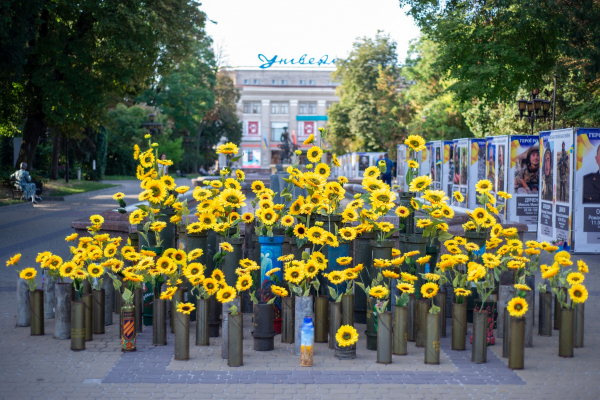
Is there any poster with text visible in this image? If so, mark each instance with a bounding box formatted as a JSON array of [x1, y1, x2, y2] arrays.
[[451, 139, 469, 207], [537, 129, 574, 249], [508, 135, 540, 231], [573, 128, 600, 252], [486, 136, 509, 213], [243, 121, 261, 141], [242, 149, 261, 168], [419, 144, 431, 178], [468, 139, 487, 209], [443, 141, 454, 201], [430, 141, 443, 190], [397, 144, 407, 192]]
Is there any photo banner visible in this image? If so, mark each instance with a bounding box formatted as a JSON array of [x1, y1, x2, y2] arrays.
[[508, 135, 540, 231], [419, 145, 431, 178], [573, 128, 600, 252], [443, 141, 454, 201], [430, 141, 443, 190], [537, 128, 574, 249], [486, 136, 509, 214], [397, 144, 407, 192], [242, 149, 261, 168], [468, 139, 487, 209], [451, 139, 469, 207]]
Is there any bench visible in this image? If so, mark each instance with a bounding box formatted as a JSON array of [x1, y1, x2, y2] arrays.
[[9, 177, 24, 200]]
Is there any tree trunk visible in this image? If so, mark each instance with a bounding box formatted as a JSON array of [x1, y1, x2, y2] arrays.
[[50, 128, 61, 180], [16, 111, 45, 170]]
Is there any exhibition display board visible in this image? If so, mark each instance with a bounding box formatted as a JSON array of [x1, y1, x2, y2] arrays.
[[508, 135, 540, 231], [486, 136, 509, 216], [451, 139, 469, 208], [442, 141, 454, 202], [397, 144, 407, 192], [468, 139, 487, 209], [429, 141, 443, 191], [537, 129, 574, 250]]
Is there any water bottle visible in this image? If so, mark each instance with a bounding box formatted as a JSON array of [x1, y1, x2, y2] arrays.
[[300, 316, 314, 366]]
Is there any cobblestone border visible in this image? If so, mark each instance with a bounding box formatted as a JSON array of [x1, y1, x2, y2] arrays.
[[103, 322, 525, 385]]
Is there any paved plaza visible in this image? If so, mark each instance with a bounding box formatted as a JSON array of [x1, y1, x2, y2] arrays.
[[1, 182, 600, 399]]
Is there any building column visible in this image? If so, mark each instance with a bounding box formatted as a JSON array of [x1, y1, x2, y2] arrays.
[[261, 99, 270, 168], [317, 100, 327, 135]]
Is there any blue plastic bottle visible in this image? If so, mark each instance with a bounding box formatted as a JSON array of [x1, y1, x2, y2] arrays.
[[300, 316, 314, 366]]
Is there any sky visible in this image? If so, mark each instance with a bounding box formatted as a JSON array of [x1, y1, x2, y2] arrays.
[[201, 0, 421, 70]]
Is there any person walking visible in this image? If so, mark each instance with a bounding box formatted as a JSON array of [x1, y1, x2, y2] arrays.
[[382, 153, 393, 186]]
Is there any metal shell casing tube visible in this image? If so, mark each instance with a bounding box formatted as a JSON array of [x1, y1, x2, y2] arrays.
[[558, 307, 574, 357], [424, 312, 440, 364], [153, 298, 167, 345], [377, 311, 392, 364], [471, 310, 488, 363], [70, 300, 86, 351], [92, 289, 105, 334], [393, 305, 408, 355], [195, 298, 210, 346], [416, 299, 430, 348], [30, 289, 45, 336], [508, 316, 525, 369], [83, 294, 93, 341], [174, 310, 190, 360], [228, 312, 244, 367], [54, 283, 71, 340], [281, 296, 295, 344], [314, 296, 329, 343], [452, 302, 467, 350]]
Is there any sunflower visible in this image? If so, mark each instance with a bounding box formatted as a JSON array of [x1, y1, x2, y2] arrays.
[[266, 267, 281, 277], [407, 160, 419, 169], [212, 269, 226, 286], [569, 284, 588, 303], [306, 226, 326, 244], [336, 257, 352, 266], [578, 260, 589, 273], [220, 188, 247, 209], [238, 212, 254, 224], [567, 272, 585, 285], [497, 191, 512, 199], [216, 286, 237, 303], [467, 264, 487, 281], [224, 178, 242, 191], [397, 283, 414, 293], [464, 243, 480, 252], [453, 191, 465, 203], [236, 274, 253, 291], [405, 135, 426, 151], [382, 270, 399, 279], [421, 282, 439, 298], [139, 151, 155, 168], [395, 206, 410, 218], [285, 266, 306, 285], [507, 297, 528, 317], [409, 175, 432, 192], [323, 233, 339, 248], [362, 177, 385, 193], [156, 256, 175, 273], [400, 272, 418, 282], [415, 255, 431, 265], [341, 208, 358, 222], [373, 258, 391, 268], [90, 214, 105, 225], [424, 273, 440, 282], [378, 222, 395, 233], [259, 208, 278, 226], [304, 261, 320, 279], [502, 227, 518, 237], [336, 325, 359, 347], [176, 302, 196, 315], [216, 142, 239, 155], [475, 179, 493, 194], [363, 166, 381, 178], [303, 172, 327, 188], [218, 242, 233, 253], [327, 271, 345, 285], [19, 268, 37, 280], [159, 288, 178, 303], [146, 180, 168, 203], [185, 263, 205, 279], [289, 223, 307, 239], [454, 288, 471, 297], [58, 261, 78, 278], [416, 219, 432, 228], [202, 278, 219, 295], [271, 286, 289, 297], [281, 215, 295, 227], [314, 163, 330, 177], [513, 284, 531, 292], [72, 269, 88, 280], [306, 146, 323, 163], [369, 285, 389, 299]]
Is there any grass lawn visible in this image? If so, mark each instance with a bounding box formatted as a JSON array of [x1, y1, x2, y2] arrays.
[[44, 181, 118, 197], [0, 198, 26, 207]]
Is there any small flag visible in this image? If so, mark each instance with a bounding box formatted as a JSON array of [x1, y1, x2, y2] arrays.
[[262, 130, 268, 150]]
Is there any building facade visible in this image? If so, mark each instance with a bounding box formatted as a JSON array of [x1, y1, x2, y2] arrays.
[[233, 69, 338, 171]]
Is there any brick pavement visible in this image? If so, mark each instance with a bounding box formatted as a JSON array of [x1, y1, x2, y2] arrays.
[[1, 183, 600, 399]]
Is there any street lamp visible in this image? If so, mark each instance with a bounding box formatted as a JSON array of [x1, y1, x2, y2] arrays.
[[515, 89, 553, 135], [141, 113, 162, 136]]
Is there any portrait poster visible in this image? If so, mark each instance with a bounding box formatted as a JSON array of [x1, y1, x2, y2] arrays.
[[357, 153, 369, 174], [397, 144, 407, 192], [242, 150, 261, 168], [507, 135, 540, 231], [468, 139, 487, 209], [418, 145, 431, 179], [486, 136, 509, 213], [244, 121, 261, 141], [451, 139, 469, 207], [443, 141, 454, 201], [537, 129, 574, 249], [573, 128, 600, 252], [430, 141, 443, 190]]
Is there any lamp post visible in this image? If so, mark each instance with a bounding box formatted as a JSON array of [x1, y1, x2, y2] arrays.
[[516, 89, 552, 135], [141, 113, 163, 136]]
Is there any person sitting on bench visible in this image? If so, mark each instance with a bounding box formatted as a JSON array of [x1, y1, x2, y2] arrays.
[[11, 162, 42, 204]]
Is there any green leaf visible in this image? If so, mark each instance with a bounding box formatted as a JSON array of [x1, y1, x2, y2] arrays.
[[328, 285, 338, 300], [231, 155, 242, 162], [355, 281, 368, 296], [438, 231, 454, 242]]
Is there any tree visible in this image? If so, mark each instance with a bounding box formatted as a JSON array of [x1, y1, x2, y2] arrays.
[[327, 33, 404, 154], [1, 0, 207, 170]]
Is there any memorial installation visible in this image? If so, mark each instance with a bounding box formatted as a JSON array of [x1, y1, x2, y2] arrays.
[[6, 129, 590, 369]]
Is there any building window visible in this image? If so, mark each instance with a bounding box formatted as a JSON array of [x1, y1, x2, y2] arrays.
[[299, 80, 306, 85], [326, 102, 336, 110], [271, 102, 288, 114], [271, 122, 288, 142], [298, 103, 306, 114], [253, 79, 260, 85], [309, 80, 316, 85], [308, 103, 316, 114], [244, 102, 261, 114], [272, 80, 278, 85], [244, 79, 250, 84], [281, 80, 288, 85]]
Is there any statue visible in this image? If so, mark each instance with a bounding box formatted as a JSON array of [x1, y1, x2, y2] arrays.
[[11, 162, 42, 204], [277, 127, 296, 164]]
